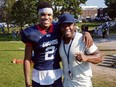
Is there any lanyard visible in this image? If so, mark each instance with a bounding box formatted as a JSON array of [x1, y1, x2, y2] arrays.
[[63, 40, 73, 69], [62, 32, 76, 79], [63, 40, 73, 79]]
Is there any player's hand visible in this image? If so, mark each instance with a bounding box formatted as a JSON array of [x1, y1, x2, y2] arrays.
[[26, 84, 32, 87], [82, 32, 93, 48], [75, 52, 88, 62], [27, 85, 32, 87]]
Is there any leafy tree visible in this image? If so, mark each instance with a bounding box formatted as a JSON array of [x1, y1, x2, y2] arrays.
[[0, 0, 5, 22], [11, 0, 37, 30], [2, 0, 15, 33], [60, 0, 87, 18], [36, 0, 87, 18], [22, 0, 37, 25], [52, 0, 87, 18], [105, 0, 116, 19], [7, 0, 86, 30], [11, 0, 25, 30]]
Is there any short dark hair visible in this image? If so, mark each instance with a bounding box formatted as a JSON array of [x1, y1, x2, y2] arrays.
[[37, 2, 53, 13]]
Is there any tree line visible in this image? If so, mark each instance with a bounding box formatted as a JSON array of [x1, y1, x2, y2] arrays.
[[1, 0, 87, 31], [1, 0, 116, 32], [105, 0, 116, 20]]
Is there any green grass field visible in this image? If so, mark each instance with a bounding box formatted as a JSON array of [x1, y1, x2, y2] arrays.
[[0, 40, 116, 87], [0, 23, 116, 87], [0, 41, 25, 87]]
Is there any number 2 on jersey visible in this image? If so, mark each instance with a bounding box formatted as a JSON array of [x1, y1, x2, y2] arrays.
[[45, 46, 55, 60]]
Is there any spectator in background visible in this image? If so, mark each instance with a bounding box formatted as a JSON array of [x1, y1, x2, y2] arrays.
[[81, 25, 88, 32], [0, 23, 5, 36], [12, 29, 16, 38]]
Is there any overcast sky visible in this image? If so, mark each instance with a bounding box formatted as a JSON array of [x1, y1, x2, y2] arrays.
[[81, 0, 107, 8]]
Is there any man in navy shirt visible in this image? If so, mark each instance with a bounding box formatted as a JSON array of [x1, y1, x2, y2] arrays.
[[21, 2, 93, 87]]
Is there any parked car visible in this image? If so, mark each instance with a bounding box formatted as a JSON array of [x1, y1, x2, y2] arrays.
[[24, 24, 29, 27], [1, 22, 11, 27], [0, 23, 4, 28], [75, 19, 82, 23]]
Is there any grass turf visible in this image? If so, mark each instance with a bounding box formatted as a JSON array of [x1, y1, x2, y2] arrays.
[[0, 41, 25, 87]]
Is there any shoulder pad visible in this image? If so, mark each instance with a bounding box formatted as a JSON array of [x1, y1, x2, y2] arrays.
[[21, 26, 42, 43]]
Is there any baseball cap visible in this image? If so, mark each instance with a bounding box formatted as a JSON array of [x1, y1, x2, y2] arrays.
[[58, 13, 76, 24]]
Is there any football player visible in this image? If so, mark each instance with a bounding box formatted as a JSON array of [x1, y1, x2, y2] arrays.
[[21, 2, 93, 87]]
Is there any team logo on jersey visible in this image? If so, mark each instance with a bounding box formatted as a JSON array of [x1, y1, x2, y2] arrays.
[[42, 39, 58, 47]]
